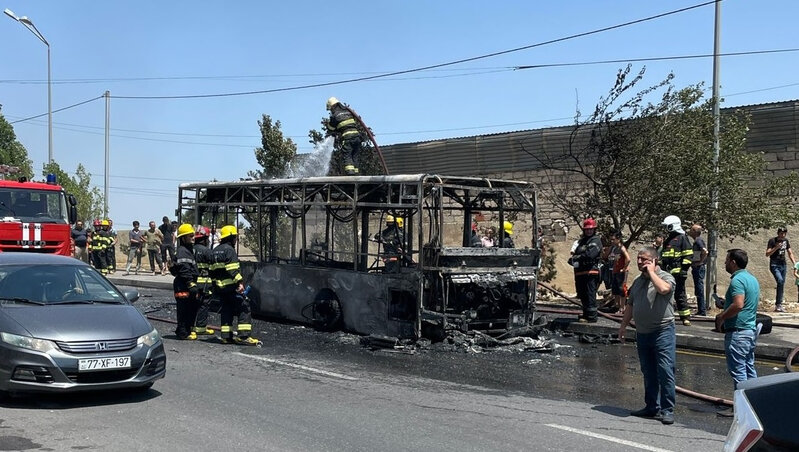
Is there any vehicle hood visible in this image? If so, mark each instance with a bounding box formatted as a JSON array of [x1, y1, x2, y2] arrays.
[[0, 305, 153, 341]]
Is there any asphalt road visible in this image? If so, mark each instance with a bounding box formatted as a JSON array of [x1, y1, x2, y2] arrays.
[[0, 287, 783, 451]]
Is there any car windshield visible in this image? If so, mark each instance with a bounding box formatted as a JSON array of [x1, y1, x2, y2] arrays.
[[0, 188, 68, 223], [0, 264, 126, 305]]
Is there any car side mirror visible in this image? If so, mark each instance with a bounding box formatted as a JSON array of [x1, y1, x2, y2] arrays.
[[123, 289, 140, 303]]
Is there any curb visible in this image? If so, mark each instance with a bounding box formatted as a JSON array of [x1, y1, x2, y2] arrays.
[[552, 319, 795, 363], [108, 275, 173, 291]]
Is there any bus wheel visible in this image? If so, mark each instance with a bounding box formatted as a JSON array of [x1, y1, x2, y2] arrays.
[[313, 291, 342, 331]]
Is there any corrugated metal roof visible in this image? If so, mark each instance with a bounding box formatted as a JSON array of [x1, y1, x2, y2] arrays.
[[381, 100, 799, 176]]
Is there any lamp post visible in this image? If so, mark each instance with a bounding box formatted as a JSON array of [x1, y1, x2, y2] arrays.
[[4, 9, 53, 164]]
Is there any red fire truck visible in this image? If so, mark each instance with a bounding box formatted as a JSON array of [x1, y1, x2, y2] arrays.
[[0, 174, 78, 256]]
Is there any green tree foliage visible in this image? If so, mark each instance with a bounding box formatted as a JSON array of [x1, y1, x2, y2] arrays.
[[249, 114, 297, 179], [42, 162, 104, 223], [527, 65, 799, 246], [0, 107, 34, 179], [243, 114, 298, 257]]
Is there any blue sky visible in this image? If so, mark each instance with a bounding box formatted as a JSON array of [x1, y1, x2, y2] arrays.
[[1, 1, 797, 229]]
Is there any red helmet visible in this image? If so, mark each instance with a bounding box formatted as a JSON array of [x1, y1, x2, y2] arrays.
[[582, 218, 597, 229], [194, 226, 210, 239], [93, 219, 101, 227]]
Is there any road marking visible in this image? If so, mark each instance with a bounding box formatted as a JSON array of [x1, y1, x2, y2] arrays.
[[234, 352, 358, 381], [545, 424, 673, 452]]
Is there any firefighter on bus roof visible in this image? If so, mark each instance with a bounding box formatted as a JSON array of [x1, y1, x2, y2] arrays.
[[326, 97, 364, 176]]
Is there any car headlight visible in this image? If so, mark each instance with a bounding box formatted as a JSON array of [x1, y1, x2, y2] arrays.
[[137, 328, 161, 347], [0, 332, 57, 353]]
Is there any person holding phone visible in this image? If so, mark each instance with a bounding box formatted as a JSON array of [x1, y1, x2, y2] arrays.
[[618, 247, 677, 425]]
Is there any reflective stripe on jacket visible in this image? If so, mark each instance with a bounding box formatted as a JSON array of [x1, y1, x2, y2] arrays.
[[209, 242, 242, 291], [661, 232, 693, 277]]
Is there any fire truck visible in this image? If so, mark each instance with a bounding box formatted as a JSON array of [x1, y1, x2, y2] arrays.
[[0, 169, 78, 256]]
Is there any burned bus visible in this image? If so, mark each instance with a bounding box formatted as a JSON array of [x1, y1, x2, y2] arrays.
[[177, 174, 540, 340]]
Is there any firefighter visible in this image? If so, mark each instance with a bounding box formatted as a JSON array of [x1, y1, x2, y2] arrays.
[[210, 225, 260, 345], [571, 218, 602, 323], [92, 219, 110, 275], [192, 226, 215, 336], [374, 215, 403, 273], [660, 215, 693, 326], [326, 97, 363, 175], [171, 224, 200, 340], [501, 221, 515, 248]]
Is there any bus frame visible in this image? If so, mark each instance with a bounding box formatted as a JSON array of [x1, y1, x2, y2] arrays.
[[178, 174, 541, 340]]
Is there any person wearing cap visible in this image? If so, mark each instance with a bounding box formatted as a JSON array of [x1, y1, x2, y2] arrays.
[[171, 224, 200, 340], [325, 97, 364, 176], [766, 226, 796, 312], [570, 218, 602, 323]]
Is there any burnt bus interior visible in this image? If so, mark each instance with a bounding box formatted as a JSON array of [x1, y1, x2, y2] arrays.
[[178, 174, 541, 339]]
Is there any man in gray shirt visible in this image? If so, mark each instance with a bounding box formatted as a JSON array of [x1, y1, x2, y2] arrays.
[[618, 246, 677, 425]]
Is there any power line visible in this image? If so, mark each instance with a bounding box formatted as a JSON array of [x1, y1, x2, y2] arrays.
[[8, 95, 103, 124], [111, 1, 717, 100], [0, 67, 510, 85], [514, 48, 799, 70]]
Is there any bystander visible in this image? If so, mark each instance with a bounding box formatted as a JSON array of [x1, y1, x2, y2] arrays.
[[618, 246, 677, 425], [71, 220, 90, 263], [125, 221, 144, 275], [766, 227, 796, 312]]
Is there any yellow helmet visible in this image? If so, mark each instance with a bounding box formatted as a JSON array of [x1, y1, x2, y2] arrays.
[[503, 220, 513, 235], [326, 97, 340, 110], [396, 217, 404, 228], [385, 214, 395, 224], [176, 223, 195, 238], [101, 219, 110, 226], [219, 225, 238, 239]]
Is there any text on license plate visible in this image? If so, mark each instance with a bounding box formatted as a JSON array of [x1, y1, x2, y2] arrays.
[[78, 356, 131, 371]]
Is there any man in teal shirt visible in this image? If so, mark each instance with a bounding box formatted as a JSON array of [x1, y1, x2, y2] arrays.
[[715, 249, 760, 389]]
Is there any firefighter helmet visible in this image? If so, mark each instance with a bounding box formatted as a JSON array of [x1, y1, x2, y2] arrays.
[[93, 219, 101, 227], [396, 217, 404, 228], [385, 215, 395, 224], [326, 97, 340, 110], [194, 226, 210, 239], [662, 215, 683, 233], [582, 218, 597, 229], [101, 219, 110, 226], [219, 225, 238, 239], [503, 221, 513, 235], [176, 223, 195, 238]]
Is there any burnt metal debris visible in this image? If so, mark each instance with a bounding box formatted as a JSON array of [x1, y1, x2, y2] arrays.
[[178, 174, 540, 340]]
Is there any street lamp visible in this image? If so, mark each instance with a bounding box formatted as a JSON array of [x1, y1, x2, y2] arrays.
[[5, 9, 53, 164]]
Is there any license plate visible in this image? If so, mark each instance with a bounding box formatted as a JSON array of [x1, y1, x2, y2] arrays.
[[78, 356, 131, 371]]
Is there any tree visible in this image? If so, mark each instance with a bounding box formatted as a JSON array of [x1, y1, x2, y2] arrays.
[[0, 107, 34, 179], [526, 65, 799, 246], [42, 162, 104, 222], [249, 114, 297, 179], [244, 115, 298, 257]]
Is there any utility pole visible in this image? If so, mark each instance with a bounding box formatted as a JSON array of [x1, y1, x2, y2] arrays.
[[706, 0, 722, 306], [104, 91, 110, 218]]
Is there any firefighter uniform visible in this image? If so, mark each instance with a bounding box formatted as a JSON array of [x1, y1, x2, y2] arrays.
[[661, 228, 693, 325], [572, 218, 602, 322], [192, 226, 215, 336], [171, 224, 199, 340], [91, 220, 110, 275], [210, 225, 258, 345], [326, 97, 363, 175], [375, 215, 402, 273]]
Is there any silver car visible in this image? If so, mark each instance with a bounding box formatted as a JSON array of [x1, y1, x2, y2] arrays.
[[0, 253, 165, 397]]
